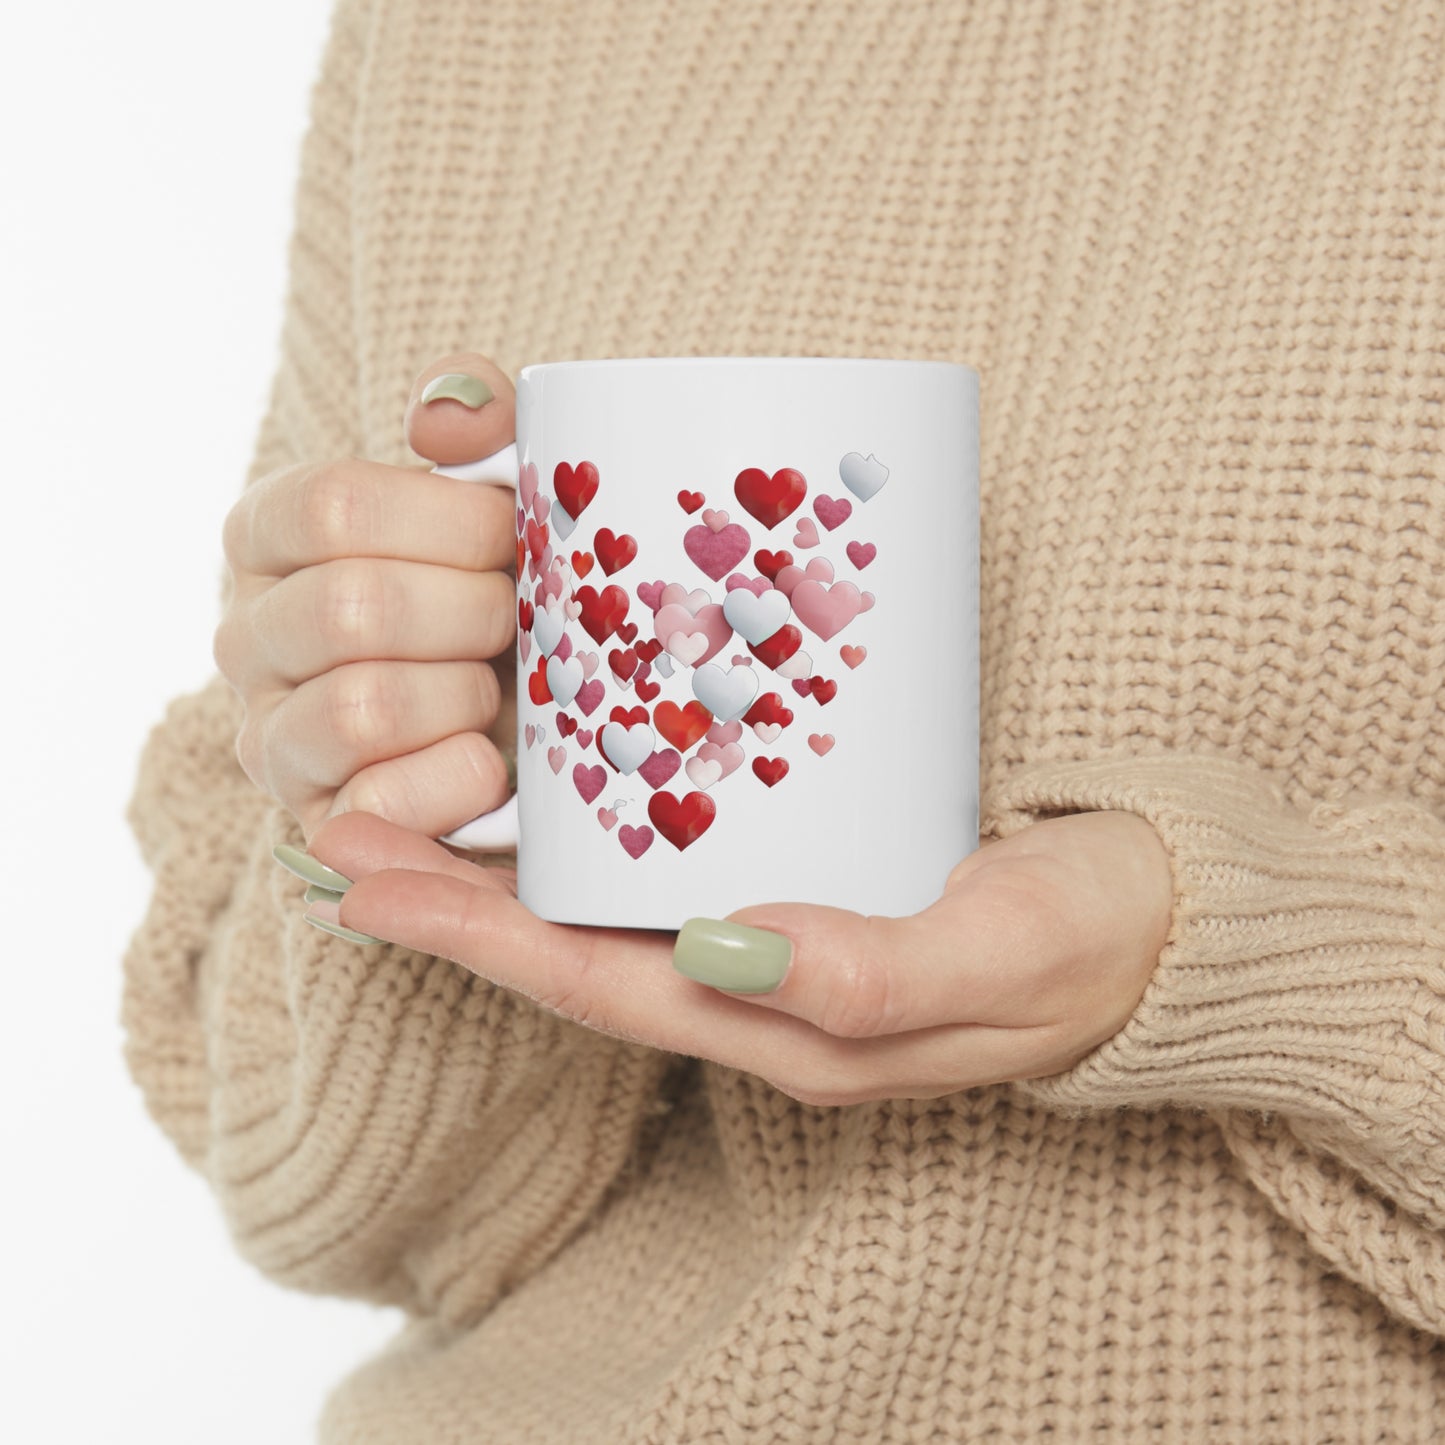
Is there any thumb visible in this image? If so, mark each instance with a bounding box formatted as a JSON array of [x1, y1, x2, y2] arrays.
[[671, 898, 967, 1040], [404, 352, 516, 466]]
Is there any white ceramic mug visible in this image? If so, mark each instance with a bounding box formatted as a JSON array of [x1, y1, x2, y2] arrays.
[[436, 357, 979, 930]]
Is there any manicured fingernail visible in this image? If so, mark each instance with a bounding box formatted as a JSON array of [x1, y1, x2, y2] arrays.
[[304, 883, 347, 906], [273, 844, 352, 892], [420, 372, 494, 408], [673, 918, 792, 993], [303, 912, 384, 946]]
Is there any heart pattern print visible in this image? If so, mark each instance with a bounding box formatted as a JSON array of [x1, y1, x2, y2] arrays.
[[517, 451, 886, 858]]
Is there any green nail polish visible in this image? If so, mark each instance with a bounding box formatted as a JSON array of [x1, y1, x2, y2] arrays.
[[673, 918, 792, 994], [303, 913, 385, 946], [304, 883, 347, 906], [420, 372, 494, 408], [273, 844, 352, 892]]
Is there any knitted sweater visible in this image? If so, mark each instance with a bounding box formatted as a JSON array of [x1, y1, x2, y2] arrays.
[[122, 0, 1445, 1439]]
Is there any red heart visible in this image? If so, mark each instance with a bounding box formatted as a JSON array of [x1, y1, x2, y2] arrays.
[[754, 549, 793, 580], [743, 692, 793, 729], [518, 598, 534, 631], [527, 657, 552, 705], [846, 540, 877, 569], [595, 528, 638, 576], [677, 490, 704, 514], [524, 517, 549, 561], [608, 646, 639, 682], [615, 620, 639, 643], [654, 700, 713, 752], [733, 466, 807, 530], [575, 584, 630, 643], [748, 624, 801, 670], [555, 712, 578, 737], [647, 790, 716, 851], [554, 460, 599, 519], [515, 537, 526, 574], [752, 756, 789, 788], [609, 704, 651, 728], [809, 677, 837, 705], [635, 638, 663, 663], [635, 676, 661, 703], [571, 550, 595, 578]]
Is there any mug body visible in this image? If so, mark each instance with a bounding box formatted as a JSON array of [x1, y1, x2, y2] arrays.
[[513, 356, 978, 929]]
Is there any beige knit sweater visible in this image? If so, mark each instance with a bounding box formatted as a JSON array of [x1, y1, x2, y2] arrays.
[[122, 1, 1445, 1439]]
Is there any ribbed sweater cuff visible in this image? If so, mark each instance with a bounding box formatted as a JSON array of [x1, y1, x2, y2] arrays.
[[983, 754, 1445, 1129]]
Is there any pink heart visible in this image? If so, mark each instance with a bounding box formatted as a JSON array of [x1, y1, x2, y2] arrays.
[[638, 748, 682, 789], [518, 461, 539, 512], [524, 723, 537, 748], [840, 644, 867, 669], [731, 654, 753, 666], [659, 584, 713, 613], [776, 650, 812, 679], [813, 495, 852, 531], [706, 720, 742, 747], [575, 678, 605, 715], [654, 602, 731, 665], [702, 508, 730, 533], [538, 570, 565, 605], [554, 633, 574, 662], [637, 579, 667, 612], [791, 678, 812, 697], [515, 505, 526, 535], [563, 598, 583, 620], [576, 648, 598, 679], [684, 522, 751, 581], [791, 578, 865, 641], [696, 740, 745, 779], [573, 763, 606, 803], [724, 572, 771, 596], [547, 745, 566, 775], [792, 517, 820, 549], [519, 633, 533, 664], [859, 591, 875, 613], [577, 728, 594, 749], [808, 733, 835, 756], [618, 824, 654, 860], [597, 806, 619, 830], [533, 494, 551, 524], [773, 557, 833, 598], [846, 540, 876, 569]]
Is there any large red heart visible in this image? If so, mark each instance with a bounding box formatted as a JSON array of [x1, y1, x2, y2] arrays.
[[748, 624, 801, 670], [575, 584, 630, 643], [635, 676, 661, 703], [609, 704, 651, 728], [595, 528, 638, 576], [654, 700, 713, 752], [554, 460, 599, 519], [608, 646, 638, 682], [743, 692, 793, 730], [733, 466, 806, 530], [752, 756, 789, 788], [648, 790, 716, 851]]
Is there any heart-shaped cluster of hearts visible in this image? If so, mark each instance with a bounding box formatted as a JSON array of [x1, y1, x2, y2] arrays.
[[517, 450, 889, 858]]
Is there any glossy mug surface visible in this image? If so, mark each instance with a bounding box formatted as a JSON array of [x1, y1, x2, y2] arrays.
[[500, 357, 976, 930]]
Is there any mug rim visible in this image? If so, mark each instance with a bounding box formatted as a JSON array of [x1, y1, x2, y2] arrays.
[[517, 355, 979, 381]]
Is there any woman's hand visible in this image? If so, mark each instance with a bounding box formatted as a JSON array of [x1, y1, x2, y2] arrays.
[[296, 807, 1174, 1105], [214, 354, 520, 844]]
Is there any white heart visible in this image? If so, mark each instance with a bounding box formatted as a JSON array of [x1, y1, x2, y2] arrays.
[[776, 651, 813, 679], [691, 662, 760, 723], [655, 653, 675, 678], [546, 653, 584, 708], [684, 757, 724, 791], [753, 722, 782, 744], [599, 720, 656, 775], [532, 609, 565, 657], [666, 630, 709, 665], [838, 450, 889, 501], [551, 502, 578, 540], [722, 588, 791, 646]]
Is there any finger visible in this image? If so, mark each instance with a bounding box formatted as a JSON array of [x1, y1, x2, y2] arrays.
[[229, 558, 516, 689], [257, 658, 500, 803], [226, 455, 518, 579], [404, 354, 516, 466], [310, 814, 1066, 1103], [313, 730, 514, 843]]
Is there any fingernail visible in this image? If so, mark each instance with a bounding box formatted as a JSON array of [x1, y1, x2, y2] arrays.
[[673, 918, 792, 994], [273, 844, 352, 892], [304, 883, 347, 907], [303, 912, 385, 946], [420, 372, 494, 408]]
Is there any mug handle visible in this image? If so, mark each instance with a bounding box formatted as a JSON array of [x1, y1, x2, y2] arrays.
[[430, 443, 522, 852]]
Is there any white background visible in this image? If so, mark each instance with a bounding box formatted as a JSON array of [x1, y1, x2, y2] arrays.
[[0, 4, 406, 1441]]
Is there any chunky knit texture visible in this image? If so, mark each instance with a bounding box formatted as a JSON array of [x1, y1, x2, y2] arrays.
[[123, 0, 1445, 1439]]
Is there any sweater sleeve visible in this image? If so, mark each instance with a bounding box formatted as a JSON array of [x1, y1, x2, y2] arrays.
[[120, 0, 677, 1328], [984, 751, 1445, 1338]]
